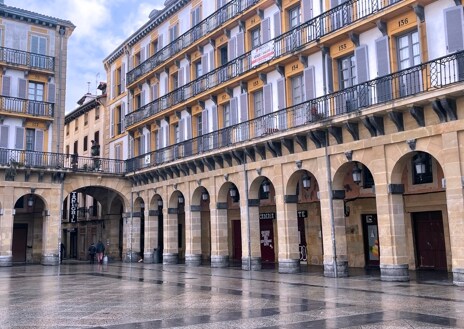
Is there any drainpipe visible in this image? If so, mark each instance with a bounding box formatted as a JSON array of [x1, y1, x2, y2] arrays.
[[243, 162, 251, 271], [58, 174, 65, 265]]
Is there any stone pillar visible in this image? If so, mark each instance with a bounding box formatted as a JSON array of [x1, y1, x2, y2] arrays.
[[143, 209, 158, 264], [0, 208, 14, 266], [242, 201, 261, 270], [106, 213, 122, 261], [124, 214, 141, 262], [163, 207, 179, 264], [376, 184, 409, 281], [185, 206, 202, 266], [41, 209, 60, 266], [441, 132, 464, 286], [277, 195, 300, 273], [210, 205, 229, 267]]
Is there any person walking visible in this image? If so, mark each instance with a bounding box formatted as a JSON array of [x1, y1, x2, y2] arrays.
[[60, 242, 65, 264], [96, 240, 105, 264], [88, 243, 96, 264]]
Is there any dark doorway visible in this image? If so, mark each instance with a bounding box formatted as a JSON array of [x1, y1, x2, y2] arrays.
[[140, 206, 145, 259], [260, 219, 275, 263], [362, 214, 380, 268], [413, 211, 447, 270], [298, 216, 307, 262], [232, 219, 242, 261], [12, 224, 27, 262], [70, 230, 77, 258]]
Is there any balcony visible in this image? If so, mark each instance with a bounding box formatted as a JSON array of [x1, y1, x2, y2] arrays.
[[0, 148, 126, 176], [126, 0, 259, 86], [126, 49, 464, 173], [0, 46, 55, 72], [0, 96, 54, 118], [125, 0, 408, 128]]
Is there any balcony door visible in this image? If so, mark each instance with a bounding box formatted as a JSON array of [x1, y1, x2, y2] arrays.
[[28, 81, 45, 115], [337, 54, 357, 114], [30, 35, 47, 69], [397, 30, 421, 97]]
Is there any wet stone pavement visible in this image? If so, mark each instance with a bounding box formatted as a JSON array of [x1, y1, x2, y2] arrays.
[[0, 262, 463, 328]]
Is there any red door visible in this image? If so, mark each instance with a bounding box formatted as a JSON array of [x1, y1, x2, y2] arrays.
[[232, 220, 242, 260], [260, 219, 275, 263], [12, 224, 27, 262], [413, 211, 447, 270]]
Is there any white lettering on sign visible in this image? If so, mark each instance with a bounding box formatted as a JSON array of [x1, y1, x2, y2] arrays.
[[297, 210, 307, 218], [251, 40, 275, 67], [259, 212, 275, 220]]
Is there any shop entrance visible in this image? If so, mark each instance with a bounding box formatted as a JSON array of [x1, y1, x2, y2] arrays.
[[12, 224, 28, 262], [232, 220, 242, 261], [362, 214, 379, 268], [260, 217, 275, 263], [413, 211, 447, 270]]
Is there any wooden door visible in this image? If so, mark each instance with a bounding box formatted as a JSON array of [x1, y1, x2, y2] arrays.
[[413, 211, 447, 270], [232, 220, 242, 260], [12, 224, 27, 262]]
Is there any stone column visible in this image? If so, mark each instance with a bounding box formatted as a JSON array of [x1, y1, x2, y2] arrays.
[[185, 206, 202, 266], [242, 201, 261, 270], [277, 195, 300, 273], [143, 210, 158, 263], [440, 132, 464, 286], [41, 209, 60, 266], [376, 183, 409, 281], [106, 213, 122, 260], [210, 205, 229, 267], [0, 208, 14, 266], [163, 207, 179, 264], [124, 213, 141, 262]]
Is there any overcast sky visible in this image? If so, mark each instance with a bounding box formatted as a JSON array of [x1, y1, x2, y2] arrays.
[[12, 0, 165, 112]]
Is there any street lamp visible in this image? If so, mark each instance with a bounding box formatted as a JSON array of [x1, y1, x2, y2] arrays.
[[229, 187, 237, 197], [178, 195, 184, 204], [201, 191, 209, 201], [302, 174, 311, 188], [262, 179, 270, 193], [352, 163, 362, 184], [414, 155, 426, 174]]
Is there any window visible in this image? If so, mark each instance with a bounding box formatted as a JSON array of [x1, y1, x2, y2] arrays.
[[197, 113, 203, 136], [169, 23, 179, 53], [192, 6, 202, 39], [75, 117, 79, 131], [84, 112, 88, 126], [25, 128, 35, 151], [134, 51, 141, 67], [66, 124, 69, 136], [73, 141, 78, 155], [65, 145, 69, 156], [195, 61, 202, 78], [83, 136, 88, 151], [175, 124, 180, 143], [223, 103, 231, 127], [253, 90, 264, 117], [30, 35, 47, 68], [116, 106, 122, 135], [95, 107, 100, 120], [291, 75, 304, 105], [250, 27, 261, 49], [28, 81, 45, 115], [397, 30, 421, 96], [94, 131, 100, 145], [116, 66, 122, 96], [339, 54, 356, 89], [288, 5, 301, 29], [151, 39, 159, 56]]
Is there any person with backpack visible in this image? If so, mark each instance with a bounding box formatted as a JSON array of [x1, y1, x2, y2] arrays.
[[96, 240, 105, 264], [88, 243, 96, 264]]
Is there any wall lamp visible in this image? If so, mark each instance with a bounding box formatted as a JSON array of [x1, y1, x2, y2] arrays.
[[352, 163, 362, 184], [201, 191, 209, 201], [178, 195, 184, 204], [302, 174, 311, 188], [229, 187, 237, 197], [262, 179, 270, 193]]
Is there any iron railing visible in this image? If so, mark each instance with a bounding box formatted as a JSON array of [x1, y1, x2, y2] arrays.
[[0, 46, 55, 72], [0, 149, 126, 175], [126, 0, 259, 85], [126, 50, 464, 172], [125, 0, 402, 128], [0, 96, 54, 118]]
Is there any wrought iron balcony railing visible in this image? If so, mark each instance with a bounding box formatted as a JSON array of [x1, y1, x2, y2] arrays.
[[0, 46, 55, 72], [125, 0, 402, 128], [0, 149, 126, 176], [126, 0, 259, 86], [126, 49, 464, 172], [0, 96, 54, 118]]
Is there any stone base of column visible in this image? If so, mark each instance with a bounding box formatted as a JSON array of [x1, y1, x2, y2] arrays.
[[324, 260, 348, 277], [242, 257, 261, 271], [143, 252, 154, 264], [452, 268, 464, 286], [0, 256, 12, 267], [163, 253, 179, 265], [380, 264, 409, 282], [278, 259, 300, 273], [185, 254, 202, 266], [124, 251, 139, 263], [211, 255, 229, 268], [41, 254, 59, 266]]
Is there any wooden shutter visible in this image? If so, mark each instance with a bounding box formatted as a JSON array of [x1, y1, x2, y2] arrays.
[[228, 37, 236, 61], [115, 144, 121, 160], [112, 69, 116, 99], [355, 45, 369, 83], [179, 67, 184, 86], [164, 125, 170, 147], [2, 76, 10, 96], [444, 6, 464, 53], [141, 90, 146, 106], [121, 63, 126, 89], [324, 54, 334, 93], [277, 78, 286, 110], [35, 130, 44, 151], [110, 107, 114, 137], [47, 83, 55, 103], [152, 83, 159, 101], [15, 127, 24, 149], [375, 36, 390, 76], [164, 76, 169, 94], [239, 93, 248, 122], [303, 66, 316, 101], [263, 83, 273, 114], [273, 11, 281, 38], [147, 131, 151, 152], [230, 97, 238, 125], [202, 109, 209, 133], [201, 54, 209, 74], [211, 105, 218, 131], [262, 17, 271, 43], [0, 125, 9, 148], [209, 50, 215, 71], [179, 118, 185, 141], [158, 34, 163, 49], [185, 62, 191, 83], [236, 32, 245, 56], [186, 116, 192, 139], [18, 79, 27, 99], [302, 0, 313, 22]]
